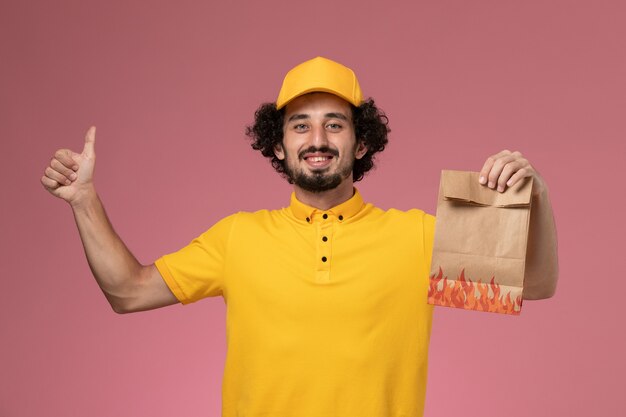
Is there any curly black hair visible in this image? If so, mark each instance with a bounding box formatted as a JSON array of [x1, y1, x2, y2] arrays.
[[245, 97, 390, 182]]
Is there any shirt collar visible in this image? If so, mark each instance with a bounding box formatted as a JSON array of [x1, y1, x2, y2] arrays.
[[288, 188, 365, 223]]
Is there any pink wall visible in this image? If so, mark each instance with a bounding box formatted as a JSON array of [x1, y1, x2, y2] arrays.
[[2, 0, 624, 416]]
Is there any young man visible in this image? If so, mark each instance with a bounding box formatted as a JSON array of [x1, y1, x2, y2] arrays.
[[41, 57, 558, 417]]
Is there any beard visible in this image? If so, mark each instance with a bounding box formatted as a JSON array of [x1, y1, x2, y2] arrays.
[[283, 146, 355, 193]]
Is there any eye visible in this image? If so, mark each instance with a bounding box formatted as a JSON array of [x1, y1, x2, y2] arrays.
[[293, 123, 309, 132], [326, 123, 342, 131]]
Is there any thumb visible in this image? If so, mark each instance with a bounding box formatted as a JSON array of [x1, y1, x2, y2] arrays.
[[82, 126, 96, 157]]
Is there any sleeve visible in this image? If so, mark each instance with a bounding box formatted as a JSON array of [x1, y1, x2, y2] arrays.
[[154, 214, 237, 304]]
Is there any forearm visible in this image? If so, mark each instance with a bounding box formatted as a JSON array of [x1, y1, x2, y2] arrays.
[[523, 186, 559, 299], [71, 188, 146, 311]]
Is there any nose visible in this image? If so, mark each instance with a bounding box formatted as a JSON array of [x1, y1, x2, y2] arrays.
[[310, 124, 329, 148]]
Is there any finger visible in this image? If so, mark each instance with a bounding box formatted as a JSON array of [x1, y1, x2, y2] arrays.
[[505, 167, 531, 189], [496, 160, 524, 192], [478, 150, 513, 185], [54, 149, 79, 171], [45, 166, 72, 186], [41, 175, 61, 190], [478, 156, 496, 185], [82, 126, 96, 158], [51, 158, 77, 181], [486, 154, 516, 189]]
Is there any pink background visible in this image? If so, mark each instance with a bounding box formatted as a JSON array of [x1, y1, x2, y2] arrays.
[[2, 0, 625, 416]]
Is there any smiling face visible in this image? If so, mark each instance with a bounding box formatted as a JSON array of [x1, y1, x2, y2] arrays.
[[274, 93, 367, 193]]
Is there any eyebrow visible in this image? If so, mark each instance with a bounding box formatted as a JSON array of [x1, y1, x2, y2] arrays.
[[326, 112, 349, 121], [287, 112, 350, 122], [287, 114, 310, 122]]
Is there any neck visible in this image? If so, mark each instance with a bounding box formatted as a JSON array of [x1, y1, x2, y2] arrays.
[[293, 179, 355, 211]]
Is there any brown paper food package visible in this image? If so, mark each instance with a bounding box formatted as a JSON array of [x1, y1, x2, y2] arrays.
[[428, 170, 533, 315]]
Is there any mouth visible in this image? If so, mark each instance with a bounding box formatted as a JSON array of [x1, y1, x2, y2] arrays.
[[298, 147, 339, 169], [302, 153, 335, 169]]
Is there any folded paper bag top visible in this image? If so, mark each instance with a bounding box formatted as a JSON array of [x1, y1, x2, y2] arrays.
[[428, 170, 533, 315], [442, 170, 533, 207]]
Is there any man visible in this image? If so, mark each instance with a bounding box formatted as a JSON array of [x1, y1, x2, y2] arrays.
[[41, 57, 558, 416]]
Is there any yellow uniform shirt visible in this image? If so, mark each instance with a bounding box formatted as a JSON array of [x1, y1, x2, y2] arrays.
[[155, 190, 435, 417]]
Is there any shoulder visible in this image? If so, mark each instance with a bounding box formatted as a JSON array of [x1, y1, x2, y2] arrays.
[[230, 208, 279, 223], [356, 204, 435, 235], [370, 205, 434, 225], [216, 209, 288, 232]]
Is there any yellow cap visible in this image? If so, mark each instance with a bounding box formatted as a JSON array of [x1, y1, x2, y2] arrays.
[[276, 57, 363, 109]]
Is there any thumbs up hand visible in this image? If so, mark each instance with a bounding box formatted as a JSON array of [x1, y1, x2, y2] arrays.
[[42, 126, 98, 206]]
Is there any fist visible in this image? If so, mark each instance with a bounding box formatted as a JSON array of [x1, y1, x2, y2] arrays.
[[41, 126, 97, 205]]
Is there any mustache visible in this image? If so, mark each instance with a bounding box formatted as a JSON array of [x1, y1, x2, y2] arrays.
[[298, 146, 340, 160]]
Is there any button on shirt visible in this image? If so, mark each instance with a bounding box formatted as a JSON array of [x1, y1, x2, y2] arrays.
[[288, 191, 362, 285], [155, 189, 436, 417]]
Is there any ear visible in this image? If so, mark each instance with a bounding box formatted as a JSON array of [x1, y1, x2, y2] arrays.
[[274, 143, 285, 160], [355, 141, 368, 160]]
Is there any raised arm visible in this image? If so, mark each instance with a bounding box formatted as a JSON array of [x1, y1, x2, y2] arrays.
[[478, 150, 558, 300], [41, 127, 178, 313]]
